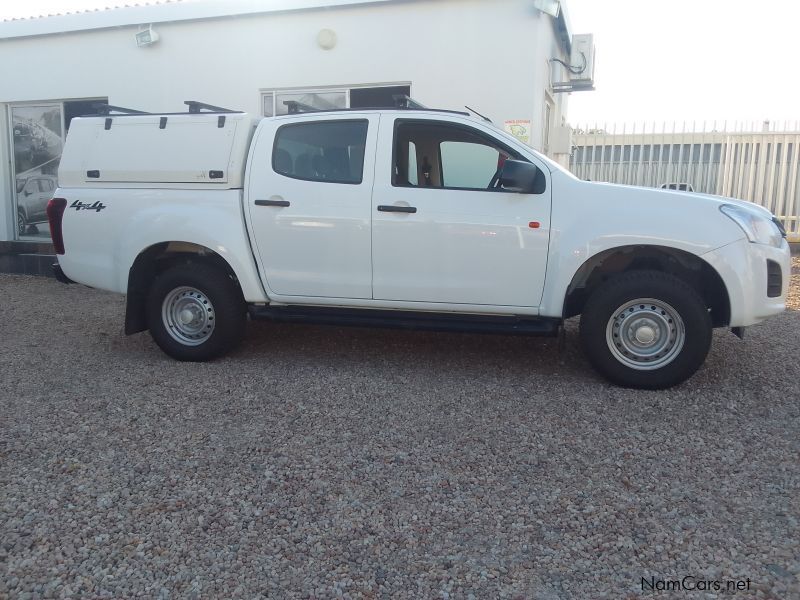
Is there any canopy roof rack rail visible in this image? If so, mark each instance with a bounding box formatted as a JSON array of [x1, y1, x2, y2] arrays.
[[85, 100, 244, 118], [277, 95, 469, 117], [91, 103, 148, 115], [184, 100, 238, 114]]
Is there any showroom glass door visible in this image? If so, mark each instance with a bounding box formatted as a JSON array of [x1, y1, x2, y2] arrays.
[[9, 99, 106, 240], [10, 103, 63, 240]]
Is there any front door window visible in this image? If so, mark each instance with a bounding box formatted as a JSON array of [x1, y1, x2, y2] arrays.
[[440, 141, 503, 189], [392, 120, 539, 192]]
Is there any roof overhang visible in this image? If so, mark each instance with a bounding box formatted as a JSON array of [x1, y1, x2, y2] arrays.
[[0, 0, 397, 40], [554, 0, 573, 54]]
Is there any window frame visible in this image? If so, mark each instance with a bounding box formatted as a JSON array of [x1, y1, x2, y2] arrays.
[[271, 118, 369, 186], [391, 118, 530, 193], [265, 88, 349, 117], [260, 83, 412, 117], [542, 95, 554, 156]]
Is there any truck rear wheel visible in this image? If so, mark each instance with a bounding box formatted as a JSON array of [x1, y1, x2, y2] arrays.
[[146, 263, 245, 361], [579, 270, 712, 389]]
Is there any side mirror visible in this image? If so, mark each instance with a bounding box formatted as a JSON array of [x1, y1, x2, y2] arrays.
[[499, 160, 546, 194]]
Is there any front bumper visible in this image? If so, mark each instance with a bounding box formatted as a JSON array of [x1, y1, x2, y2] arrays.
[[702, 237, 792, 327]]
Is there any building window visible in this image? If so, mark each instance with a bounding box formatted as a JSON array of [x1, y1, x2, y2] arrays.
[[262, 93, 274, 117], [261, 84, 410, 116], [273, 120, 368, 184], [276, 90, 347, 115], [349, 85, 410, 109], [543, 98, 553, 154]]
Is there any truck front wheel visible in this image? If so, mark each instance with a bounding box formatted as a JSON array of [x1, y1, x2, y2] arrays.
[[579, 270, 712, 389], [146, 263, 246, 361]]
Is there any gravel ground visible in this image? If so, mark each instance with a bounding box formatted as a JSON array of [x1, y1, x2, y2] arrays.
[[2, 258, 799, 599]]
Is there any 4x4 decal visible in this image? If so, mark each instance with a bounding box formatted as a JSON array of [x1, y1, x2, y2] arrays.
[[70, 200, 106, 212]]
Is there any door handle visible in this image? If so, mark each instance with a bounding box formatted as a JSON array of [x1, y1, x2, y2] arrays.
[[255, 199, 290, 207], [377, 205, 417, 213]]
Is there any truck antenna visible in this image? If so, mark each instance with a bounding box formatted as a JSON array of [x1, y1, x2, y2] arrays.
[[464, 105, 493, 123]]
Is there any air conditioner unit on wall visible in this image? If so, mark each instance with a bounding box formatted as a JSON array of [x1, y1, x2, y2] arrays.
[[570, 34, 595, 85], [552, 33, 596, 93]]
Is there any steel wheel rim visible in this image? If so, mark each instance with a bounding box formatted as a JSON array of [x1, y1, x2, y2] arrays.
[[161, 286, 215, 346], [606, 297, 685, 370]]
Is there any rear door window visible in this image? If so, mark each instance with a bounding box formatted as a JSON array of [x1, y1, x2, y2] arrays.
[[273, 120, 368, 184]]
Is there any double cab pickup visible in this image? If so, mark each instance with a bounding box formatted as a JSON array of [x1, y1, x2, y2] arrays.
[[47, 102, 792, 388]]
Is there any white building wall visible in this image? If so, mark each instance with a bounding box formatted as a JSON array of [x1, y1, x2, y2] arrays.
[[0, 0, 570, 241]]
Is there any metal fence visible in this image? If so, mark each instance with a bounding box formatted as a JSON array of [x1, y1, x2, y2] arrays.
[[570, 121, 800, 240]]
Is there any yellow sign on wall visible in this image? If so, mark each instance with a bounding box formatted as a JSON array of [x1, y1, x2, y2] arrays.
[[504, 120, 531, 144]]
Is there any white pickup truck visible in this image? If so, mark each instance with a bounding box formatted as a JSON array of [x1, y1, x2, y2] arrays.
[[47, 101, 791, 389]]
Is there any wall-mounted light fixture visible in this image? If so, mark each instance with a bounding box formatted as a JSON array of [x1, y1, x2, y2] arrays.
[[135, 26, 160, 47], [533, 0, 560, 18], [317, 28, 337, 50]]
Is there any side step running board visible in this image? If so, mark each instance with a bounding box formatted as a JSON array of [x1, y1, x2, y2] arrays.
[[248, 305, 561, 336]]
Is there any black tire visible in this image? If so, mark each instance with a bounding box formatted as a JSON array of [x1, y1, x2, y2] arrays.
[[146, 262, 246, 361], [17, 211, 27, 237], [579, 270, 712, 389]]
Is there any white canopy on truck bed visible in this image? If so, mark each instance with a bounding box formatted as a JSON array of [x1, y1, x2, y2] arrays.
[[58, 112, 257, 189]]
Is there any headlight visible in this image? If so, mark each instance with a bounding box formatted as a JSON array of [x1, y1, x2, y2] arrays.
[[720, 204, 784, 248]]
